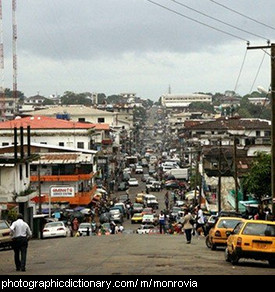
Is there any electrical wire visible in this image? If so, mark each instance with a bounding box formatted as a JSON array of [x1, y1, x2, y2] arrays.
[[146, 0, 249, 42], [233, 48, 247, 93], [249, 52, 266, 93], [209, 0, 275, 32], [169, 0, 269, 42]]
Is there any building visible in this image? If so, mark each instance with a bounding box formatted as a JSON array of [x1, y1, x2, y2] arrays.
[[0, 116, 107, 150], [23, 105, 116, 125], [160, 93, 212, 108], [0, 97, 17, 121]]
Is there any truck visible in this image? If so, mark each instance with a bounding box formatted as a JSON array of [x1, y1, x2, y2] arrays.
[[166, 168, 189, 181]]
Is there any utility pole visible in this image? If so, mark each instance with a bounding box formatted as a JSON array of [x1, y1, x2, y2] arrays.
[[12, 0, 17, 116], [233, 137, 239, 212], [218, 139, 222, 212], [247, 43, 275, 215]]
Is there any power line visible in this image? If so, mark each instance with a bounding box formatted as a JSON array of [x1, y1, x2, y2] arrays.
[[249, 52, 266, 93], [209, 0, 275, 32], [234, 48, 247, 92], [146, 0, 249, 42], [170, 0, 269, 42]]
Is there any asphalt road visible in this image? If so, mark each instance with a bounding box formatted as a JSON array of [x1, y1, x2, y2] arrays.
[[1, 176, 274, 276], [0, 232, 274, 275]]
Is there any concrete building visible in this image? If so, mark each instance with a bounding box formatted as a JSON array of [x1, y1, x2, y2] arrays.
[[160, 93, 212, 108]]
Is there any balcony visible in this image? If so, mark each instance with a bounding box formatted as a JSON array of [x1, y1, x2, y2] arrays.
[[30, 172, 95, 182]]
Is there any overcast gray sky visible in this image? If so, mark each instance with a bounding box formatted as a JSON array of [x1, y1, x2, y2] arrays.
[[2, 0, 275, 100]]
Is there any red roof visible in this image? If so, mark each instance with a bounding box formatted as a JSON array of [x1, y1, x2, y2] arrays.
[[0, 116, 95, 130], [93, 123, 110, 130]]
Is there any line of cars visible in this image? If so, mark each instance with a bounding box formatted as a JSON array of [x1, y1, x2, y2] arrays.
[[205, 214, 275, 267]]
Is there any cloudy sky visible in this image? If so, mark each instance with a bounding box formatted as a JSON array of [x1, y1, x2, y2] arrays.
[[2, 0, 275, 100]]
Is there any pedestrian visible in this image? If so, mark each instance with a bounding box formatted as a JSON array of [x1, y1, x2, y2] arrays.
[[9, 213, 32, 272], [182, 209, 194, 244], [159, 211, 166, 234], [195, 206, 207, 236]]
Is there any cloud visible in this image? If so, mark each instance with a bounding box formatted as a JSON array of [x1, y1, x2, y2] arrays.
[[0, 0, 274, 99]]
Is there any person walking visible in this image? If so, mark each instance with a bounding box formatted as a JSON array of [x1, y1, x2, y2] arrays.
[[182, 209, 194, 244], [9, 213, 32, 272], [195, 206, 207, 236], [159, 211, 166, 234]]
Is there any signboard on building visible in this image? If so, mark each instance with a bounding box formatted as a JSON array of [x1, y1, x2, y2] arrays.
[[50, 187, 75, 197]]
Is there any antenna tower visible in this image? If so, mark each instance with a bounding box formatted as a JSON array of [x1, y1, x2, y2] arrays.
[[12, 0, 17, 116], [0, 0, 5, 121]]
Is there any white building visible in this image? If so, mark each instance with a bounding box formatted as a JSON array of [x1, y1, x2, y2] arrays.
[[160, 93, 212, 108], [0, 116, 106, 150]]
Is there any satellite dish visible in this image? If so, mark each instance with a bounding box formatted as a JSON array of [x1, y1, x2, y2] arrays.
[[257, 86, 269, 95]]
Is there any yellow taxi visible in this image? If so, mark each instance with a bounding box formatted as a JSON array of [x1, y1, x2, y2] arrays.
[[206, 217, 244, 250], [131, 213, 143, 224], [225, 220, 275, 267], [135, 193, 145, 204]]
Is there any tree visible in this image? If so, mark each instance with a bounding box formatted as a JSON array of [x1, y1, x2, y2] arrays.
[[242, 152, 271, 201]]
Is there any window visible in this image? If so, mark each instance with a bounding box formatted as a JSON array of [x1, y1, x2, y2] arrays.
[[77, 142, 84, 149], [98, 118, 105, 123], [78, 118, 85, 122], [256, 130, 261, 137], [264, 131, 271, 137], [2, 142, 9, 146], [59, 142, 64, 147], [40, 142, 47, 145]]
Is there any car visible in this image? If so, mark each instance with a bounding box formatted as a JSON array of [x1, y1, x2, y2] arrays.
[[118, 194, 129, 203], [205, 215, 218, 234], [165, 180, 179, 189], [42, 221, 69, 238], [146, 181, 161, 192], [136, 224, 156, 234], [142, 214, 155, 225], [169, 207, 183, 221], [135, 193, 145, 204], [131, 213, 143, 224], [225, 220, 275, 267], [135, 165, 144, 174], [0, 220, 12, 249], [99, 212, 111, 224], [117, 182, 128, 191], [77, 222, 95, 236], [114, 203, 127, 216], [122, 173, 131, 182], [142, 207, 154, 216], [141, 174, 150, 182], [109, 209, 124, 223], [128, 178, 139, 186], [133, 203, 144, 213], [206, 217, 245, 250], [144, 194, 159, 210]]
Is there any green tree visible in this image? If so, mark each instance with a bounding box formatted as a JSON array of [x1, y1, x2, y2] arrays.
[[242, 152, 271, 200], [43, 98, 55, 106], [188, 102, 214, 113]]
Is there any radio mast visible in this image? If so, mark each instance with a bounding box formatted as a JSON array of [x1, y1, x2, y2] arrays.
[[12, 0, 17, 117], [0, 0, 5, 121]]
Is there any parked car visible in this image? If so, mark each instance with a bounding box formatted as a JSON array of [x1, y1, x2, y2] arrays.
[[42, 221, 69, 238], [142, 214, 156, 225], [131, 213, 143, 224], [128, 178, 139, 186], [169, 207, 183, 222], [205, 217, 244, 250], [136, 224, 156, 234], [109, 209, 124, 223], [0, 220, 12, 249], [117, 182, 128, 191], [146, 181, 161, 192], [77, 222, 96, 236], [225, 220, 275, 267], [165, 180, 179, 189]]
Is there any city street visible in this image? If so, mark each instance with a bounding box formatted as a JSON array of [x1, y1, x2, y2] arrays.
[[0, 232, 274, 275]]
